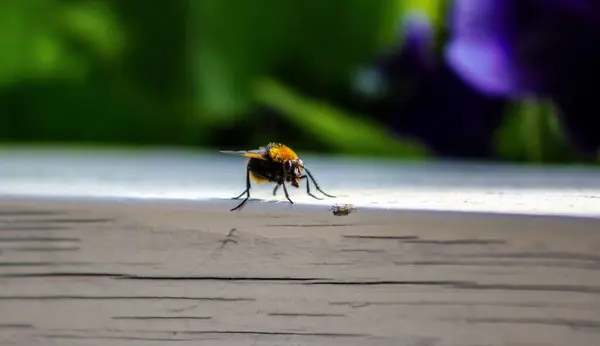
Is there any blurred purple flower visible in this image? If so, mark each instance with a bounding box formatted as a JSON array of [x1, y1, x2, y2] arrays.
[[446, 0, 600, 97], [355, 11, 507, 159], [358, 1, 600, 159], [445, 0, 600, 158], [445, 0, 523, 96]]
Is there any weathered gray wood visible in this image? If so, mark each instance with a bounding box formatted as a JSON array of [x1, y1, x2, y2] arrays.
[[1, 199, 600, 346]]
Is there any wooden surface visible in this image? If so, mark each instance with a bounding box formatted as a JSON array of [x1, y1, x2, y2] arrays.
[[1, 199, 600, 346]]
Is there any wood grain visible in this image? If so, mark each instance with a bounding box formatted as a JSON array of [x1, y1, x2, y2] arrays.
[[1, 199, 600, 346]]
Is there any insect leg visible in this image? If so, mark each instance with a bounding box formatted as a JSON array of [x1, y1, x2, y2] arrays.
[[231, 168, 251, 211], [303, 168, 335, 198], [300, 175, 322, 200], [232, 167, 251, 199], [272, 184, 280, 196], [281, 182, 294, 205], [233, 190, 247, 200]]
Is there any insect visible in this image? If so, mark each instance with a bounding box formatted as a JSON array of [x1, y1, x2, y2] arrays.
[[330, 204, 357, 216], [220, 142, 335, 211]]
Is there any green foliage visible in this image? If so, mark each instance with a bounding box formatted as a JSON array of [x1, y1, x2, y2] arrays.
[[0, 0, 595, 164], [253, 77, 428, 158], [0, 0, 124, 85], [494, 99, 578, 163], [192, 0, 397, 123]]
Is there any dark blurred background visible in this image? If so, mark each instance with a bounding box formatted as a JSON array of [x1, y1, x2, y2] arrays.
[[0, 0, 598, 164]]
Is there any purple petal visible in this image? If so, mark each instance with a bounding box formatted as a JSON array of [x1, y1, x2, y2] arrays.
[[444, 0, 600, 97], [444, 0, 524, 96]]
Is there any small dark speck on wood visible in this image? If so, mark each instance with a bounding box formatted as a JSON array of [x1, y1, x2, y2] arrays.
[[330, 204, 357, 216]]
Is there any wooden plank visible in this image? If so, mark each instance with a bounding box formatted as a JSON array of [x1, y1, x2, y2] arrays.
[[1, 199, 599, 346]]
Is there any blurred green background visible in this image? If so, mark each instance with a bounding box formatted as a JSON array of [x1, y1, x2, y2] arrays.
[[0, 0, 587, 163]]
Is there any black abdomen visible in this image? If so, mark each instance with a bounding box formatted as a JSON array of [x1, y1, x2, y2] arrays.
[[247, 158, 285, 183]]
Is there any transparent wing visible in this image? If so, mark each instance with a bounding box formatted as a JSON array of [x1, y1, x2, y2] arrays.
[[219, 148, 267, 160]]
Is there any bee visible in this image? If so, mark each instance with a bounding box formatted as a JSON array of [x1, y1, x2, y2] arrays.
[[330, 204, 357, 216], [220, 142, 335, 211]]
